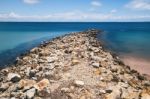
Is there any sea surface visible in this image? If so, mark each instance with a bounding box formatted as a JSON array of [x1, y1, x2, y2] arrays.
[[0, 22, 150, 68]]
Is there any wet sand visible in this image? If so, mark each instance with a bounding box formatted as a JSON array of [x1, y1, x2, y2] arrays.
[[121, 55, 150, 76]]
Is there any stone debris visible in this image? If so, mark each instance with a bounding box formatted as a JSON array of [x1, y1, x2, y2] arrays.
[[0, 29, 149, 99]]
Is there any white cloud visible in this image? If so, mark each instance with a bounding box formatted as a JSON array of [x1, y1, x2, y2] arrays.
[[0, 11, 150, 21], [110, 9, 117, 13], [91, 1, 102, 7], [23, 0, 39, 4], [126, 0, 150, 10]]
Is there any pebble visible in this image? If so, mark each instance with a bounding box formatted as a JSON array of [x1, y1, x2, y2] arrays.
[[92, 62, 100, 68], [74, 80, 84, 87]]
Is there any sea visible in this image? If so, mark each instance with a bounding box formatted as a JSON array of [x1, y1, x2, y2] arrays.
[[0, 22, 150, 68]]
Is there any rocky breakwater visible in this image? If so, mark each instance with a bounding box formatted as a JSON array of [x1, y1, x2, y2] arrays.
[[0, 29, 150, 99]]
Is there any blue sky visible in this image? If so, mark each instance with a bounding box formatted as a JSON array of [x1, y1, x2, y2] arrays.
[[0, 0, 150, 22]]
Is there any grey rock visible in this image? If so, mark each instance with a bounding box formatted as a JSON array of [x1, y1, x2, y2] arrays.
[[92, 62, 100, 68], [7, 73, 21, 82], [26, 88, 36, 99], [106, 89, 113, 93], [29, 70, 36, 78]]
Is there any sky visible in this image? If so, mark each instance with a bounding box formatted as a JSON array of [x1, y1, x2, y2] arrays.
[[0, 0, 150, 22]]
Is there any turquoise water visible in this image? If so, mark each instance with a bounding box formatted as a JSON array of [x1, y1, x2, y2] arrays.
[[0, 22, 150, 66], [0, 31, 70, 53]]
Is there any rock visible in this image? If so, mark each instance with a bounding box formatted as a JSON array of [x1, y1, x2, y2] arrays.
[[34, 79, 50, 97], [121, 89, 140, 99], [74, 80, 84, 87], [39, 50, 50, 56], [0, 83, 9, 92], [91, 55, 102, 61], [105, 89, 112, 93], [111, 75, 119, 82], [141, 93, 150, 99], [105, 87, 121, 99], [38, 59, 45, 63], [92, 62, 100, 68], [118, 82, 128, 88], [138, 75, 145, 80], [30, 47, 39, 54], [49, 83, 60, 92], [7, 84, 18, 93], [111, 66, 118, 73], [143, 81, 150, 87], [46, 57, 56, 63], [38, 87, 51, 97], [18, 79, 36, 90], [100, 61, 108, 67], [140, 89, 150, 99], [29, 70, 36, 78], [72, 59, 80, 65], [89, 47, 99, 52], [61, 87, 70, 93], [26, 67, 31, 77], [44, 71, 54, 78], [99, 89, 106, 94], [7, 73, 21, 82], [94, 69, 101, 75], [45, 64, 55, 70], [34, 79, 50, 91], [25, 88, 36, 99]]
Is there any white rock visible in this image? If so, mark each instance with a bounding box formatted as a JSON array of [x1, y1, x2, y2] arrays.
[[92, 62, 100, 68], [46, 57, 58, 63], [99, 89, 106, 94], [0, 83, 9, 91], [74, 80, 84, 87], [7, 73, 21, 82], [26, 88, 36, 99]]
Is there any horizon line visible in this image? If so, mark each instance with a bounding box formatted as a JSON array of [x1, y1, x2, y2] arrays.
[[0, 21, 150, 23]]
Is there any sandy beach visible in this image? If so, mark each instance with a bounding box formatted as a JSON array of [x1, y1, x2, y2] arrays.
[[121, 55, 150, 76]]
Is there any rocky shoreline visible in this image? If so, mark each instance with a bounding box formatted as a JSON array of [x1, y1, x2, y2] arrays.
[[0, 30, 150, 99]]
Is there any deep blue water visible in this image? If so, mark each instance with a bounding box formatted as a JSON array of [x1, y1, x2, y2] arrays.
[[0, 22, 150, 67]]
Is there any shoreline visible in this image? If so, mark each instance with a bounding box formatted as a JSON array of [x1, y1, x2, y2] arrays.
[[120, 55, 150, 78], [0, 30, 149, 99]]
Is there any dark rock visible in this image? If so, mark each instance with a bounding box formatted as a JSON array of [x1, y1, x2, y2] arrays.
[[7, 73, 21, 83], [138, 75, 145, 80], [106, 89, 112, 93]]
